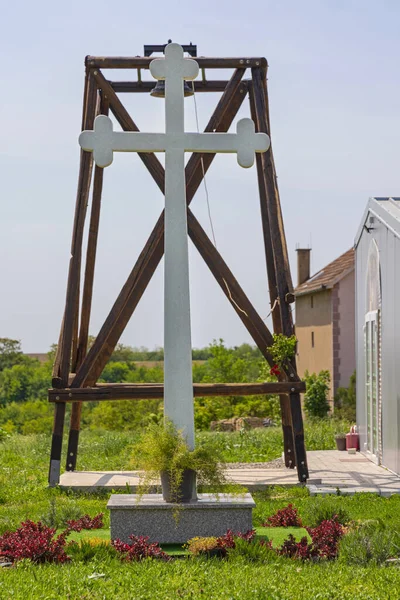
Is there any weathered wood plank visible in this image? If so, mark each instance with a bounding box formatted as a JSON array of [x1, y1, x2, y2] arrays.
[[48, 402, 66, 486], [249, 80, 296, 467], [58, 70, 97, 386], [290, 392, 309, 482], [112, 81, 231, 93], [49, 381, 306, 402], [86, 56, 267, 69], [251, 68, 294, 335]]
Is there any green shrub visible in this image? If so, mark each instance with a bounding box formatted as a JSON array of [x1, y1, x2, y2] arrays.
[[227, 537, 275, 562], [339, 522, 400, 565], [304, 371, 331, 418], [300, 496, 351, 528], [67, 538, 117, 563], [334, 371, 356, 421]]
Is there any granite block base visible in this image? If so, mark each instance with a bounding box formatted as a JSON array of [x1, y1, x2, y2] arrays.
[[107, 493, 255, 544]]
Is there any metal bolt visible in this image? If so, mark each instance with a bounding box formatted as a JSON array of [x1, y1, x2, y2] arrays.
[[56, 396, 60, 401], [291, 388, 295, 392], [256, 61, 260, 65], [69, 393, 72, 398], [70, 452, 74, 456], [301, 461, 305, 466], [240, 59, 244, 64], [94, 70, 98, 75], [246, 60, 250, 64], [240, 89, 244, 93], [288, 449, 291, 452], [290, 373, 294, 378]]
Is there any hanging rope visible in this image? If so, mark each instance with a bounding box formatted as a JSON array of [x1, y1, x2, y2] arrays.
[[191, 83, 218, 248]]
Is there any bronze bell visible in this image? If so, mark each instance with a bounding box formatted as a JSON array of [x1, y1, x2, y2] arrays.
[[150, 80, 194, 98]]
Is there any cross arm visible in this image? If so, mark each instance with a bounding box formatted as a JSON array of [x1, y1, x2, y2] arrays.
[[79, 115, 270, 169]]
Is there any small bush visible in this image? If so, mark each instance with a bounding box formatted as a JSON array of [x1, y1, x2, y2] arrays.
[[304, 371, 331, 418], [301, 497, 350, 528], [339, 522, 400, 565], [279, 517, 344, 561], [306, 516, 344, 559], [216, 529, 256, 554], [0, 520, 70, 564], [67, 538, 116, 563], [112, 535, 170, 561], [227, 537, 274, 562], [334, 371, 356, 421], [66, 513, 104, 532], [264, 504, 303, 527], [279, 534, 318, 560], [186, 537, 219, 556]]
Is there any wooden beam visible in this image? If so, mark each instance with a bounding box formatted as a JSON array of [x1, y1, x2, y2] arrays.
[[111, 81, 231, 93], [251, 68, 294, 336], [249, 81, 296, 467], [49, 381, 305, 402], [65, 96, 110, 474], [58, 70, 98, 386], [86, 56, 267, 69], [48, 402, 66, 486], [252, 68, 308, 476], [48, 68, 98, 485], [71, 72, 247, 389], [290, 392, 309, 482]]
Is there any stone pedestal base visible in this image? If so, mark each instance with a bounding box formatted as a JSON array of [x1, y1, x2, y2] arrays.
[[107, 493, 255, 544]]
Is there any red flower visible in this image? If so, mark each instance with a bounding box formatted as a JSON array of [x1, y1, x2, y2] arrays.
[[270, 364, 281, 377]]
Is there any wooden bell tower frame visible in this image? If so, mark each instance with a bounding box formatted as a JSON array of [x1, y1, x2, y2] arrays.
[[48, 50, 309, 486]]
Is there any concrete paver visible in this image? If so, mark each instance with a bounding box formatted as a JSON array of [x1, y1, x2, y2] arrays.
[[59, 450, 400, 496]]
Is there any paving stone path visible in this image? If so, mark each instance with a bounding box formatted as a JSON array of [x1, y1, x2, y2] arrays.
[[59, 450, 400, 496]]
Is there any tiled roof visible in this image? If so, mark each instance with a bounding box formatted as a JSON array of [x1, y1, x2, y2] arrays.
[[295, 248, 354, 296]]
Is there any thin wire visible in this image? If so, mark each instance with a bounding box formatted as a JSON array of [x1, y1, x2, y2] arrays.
[[191, 83, 218, 248]]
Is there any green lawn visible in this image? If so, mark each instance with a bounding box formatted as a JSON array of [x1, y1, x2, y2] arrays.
[[2, 429, 400, 599]]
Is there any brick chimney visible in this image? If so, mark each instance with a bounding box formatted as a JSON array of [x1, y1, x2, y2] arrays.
[[296, 248, 311, 286]]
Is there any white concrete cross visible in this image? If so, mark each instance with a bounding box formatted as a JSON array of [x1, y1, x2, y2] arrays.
[[79, 43, 270, 450]]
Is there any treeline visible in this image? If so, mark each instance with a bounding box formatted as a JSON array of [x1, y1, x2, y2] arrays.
[[0, 338, 279, 434]]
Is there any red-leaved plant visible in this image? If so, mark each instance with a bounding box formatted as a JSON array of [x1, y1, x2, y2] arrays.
[[215, 529, 260, 556], [112, 534, 170, 561], [306, 516, 344, 559], [264, 504, 303, 527], [0, 520, 70, 564], [66, 513, 104, 532], [279, 517, 344, 561]]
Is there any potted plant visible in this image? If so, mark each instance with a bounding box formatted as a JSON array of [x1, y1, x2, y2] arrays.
[[131, 420, 232, 504], [335, 433, 347, 451]]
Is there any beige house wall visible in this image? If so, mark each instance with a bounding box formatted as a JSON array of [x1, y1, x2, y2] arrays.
[[295, 290, 334, 399]]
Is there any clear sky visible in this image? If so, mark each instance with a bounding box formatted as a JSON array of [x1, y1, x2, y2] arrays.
[[1, 0, 399, 352]]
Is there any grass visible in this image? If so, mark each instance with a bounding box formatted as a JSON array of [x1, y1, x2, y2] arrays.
[[2, 557, 400, 599], [2, 425, 400, 598]]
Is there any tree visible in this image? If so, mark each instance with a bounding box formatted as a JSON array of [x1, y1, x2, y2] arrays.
[[0, 338, 24, 372], [304, 370, 331, 419]]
